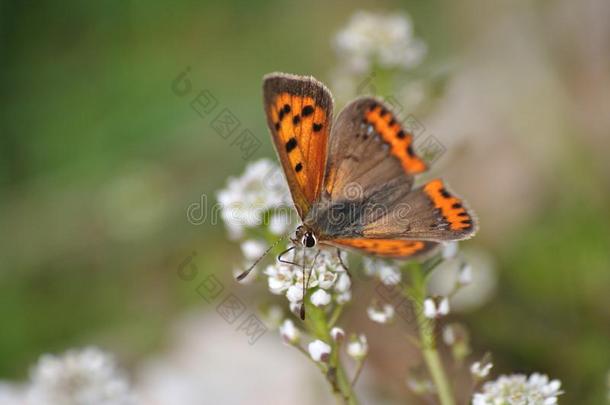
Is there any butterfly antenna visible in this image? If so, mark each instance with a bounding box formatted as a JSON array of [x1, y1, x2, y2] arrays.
[[236, 234, 288, 281], [299, 250, 320, 320]]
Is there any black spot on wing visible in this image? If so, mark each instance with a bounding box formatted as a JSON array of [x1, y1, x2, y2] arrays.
[[302, 105, 314, 116], [285, 137, 297, 152]]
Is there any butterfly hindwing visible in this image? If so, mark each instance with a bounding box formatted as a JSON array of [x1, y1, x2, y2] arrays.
[[263, 73, 333, 218], [358, 178, 478, 241], [327, 239, 439, 259]]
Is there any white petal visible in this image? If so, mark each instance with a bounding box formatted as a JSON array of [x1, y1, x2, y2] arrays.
[[423, 298, 436, 319], [346, 335, 368, 359], [438, 297, 450, 316], [310, 289, 331, 307], [442, 242, 459, 260], [279, 319, 299, 344], [286, 285, 304, 303], [330, 327, 345, 342], [308, 340, 331, 362]]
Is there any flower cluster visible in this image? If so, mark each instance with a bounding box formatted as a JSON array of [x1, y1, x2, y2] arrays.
[[334, 11, 426, 74], [26, 347, 136, 405], [216, 159, 293, 240], [473, 373, 562, 405], [265, 249, 351, 316]]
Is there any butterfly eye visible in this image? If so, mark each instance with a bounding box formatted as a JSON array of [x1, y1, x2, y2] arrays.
[[302, 232, 317, 248]]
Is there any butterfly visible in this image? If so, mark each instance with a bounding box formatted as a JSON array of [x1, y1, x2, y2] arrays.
[[237, 73, 477, 314]]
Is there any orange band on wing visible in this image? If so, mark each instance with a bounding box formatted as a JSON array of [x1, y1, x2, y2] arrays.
[[424, 179, 473, 231], [364, 104, 427, 174], [332, 238, 428, 258]]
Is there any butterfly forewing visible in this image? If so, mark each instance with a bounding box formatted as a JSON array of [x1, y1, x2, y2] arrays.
[[263, 73, 333, 219]]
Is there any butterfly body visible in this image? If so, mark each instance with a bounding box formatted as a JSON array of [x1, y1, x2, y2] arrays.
[[264, 73, 477, 260]]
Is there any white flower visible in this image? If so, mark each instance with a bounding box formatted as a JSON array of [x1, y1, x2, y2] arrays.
[[216, 159, 291, 240], [427, 248, 497, 312], [470, 361, 493, 379], [457, 262, 473, 285], [366, 303, 395, 324], [269, 211, 292, 235], [316, 265, 338, 289], [423, 296, 450, 319], [310, 289, 332, 307], [473, 373, 562, 405], [308, 340, 331, 363], [363, 258, 401, 285], [264, 263, 293, 295], [279, 319, 300, 344], [443, 325, 456, 345], [336, 290, 352, 304], [286, 285, 304, 303], [334, 11, 426, 73], [346, 335, 368, 360], [0, 383, 25, 403], [240, 239, 267, 261], [442, 242, 459, 260], [27, 347, 135, 405], [334, 273, 351, 293], [330, 327, 345, 342]]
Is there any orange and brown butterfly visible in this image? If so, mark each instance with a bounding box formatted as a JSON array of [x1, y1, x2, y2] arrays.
[[238, 72, 477, 306]]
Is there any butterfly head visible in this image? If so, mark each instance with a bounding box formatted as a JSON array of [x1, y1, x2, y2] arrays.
[[295, 225, 317, 248]]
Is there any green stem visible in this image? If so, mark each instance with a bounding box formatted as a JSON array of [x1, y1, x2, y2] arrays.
[[407, 263, 456, 405], [303, 299, 359, 405]]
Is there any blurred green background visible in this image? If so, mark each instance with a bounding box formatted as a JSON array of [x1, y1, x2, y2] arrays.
[[1, 0, 609, 403]]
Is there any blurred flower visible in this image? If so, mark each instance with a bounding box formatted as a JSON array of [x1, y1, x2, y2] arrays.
[[216, 159, 291, 240], [308, 340, 331, 363], [264, 305, 284, 329], [346, 335, 368, 360], [334, 272, 351, 293], [442, 242, 459, 260], [136, 312, 335, 404], [334, 11, 426, 74], [27, 347, 135, 405], [330, 327, 345, 342], [470, 361, 493, 379], [442, 323, 471, 362], [366, 303, 395, 324], [279, 319, 300, 345], [473, 373, 562, 405], [240, 239, 267, 261], [310, 289, 332, 307], [363, 258, 401, 285], [334, 272, 352, 304], [269, 211, 292, 236], [405, 376, 435, 395], [423, 296, 450, 319], [457, 262, 473, 286], [0, 383, 25, 404], [428, 248, 498, 312]]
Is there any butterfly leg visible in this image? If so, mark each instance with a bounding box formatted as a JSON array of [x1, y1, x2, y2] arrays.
[[336, 248, 352, 280], [278, 246, 299, 267]]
